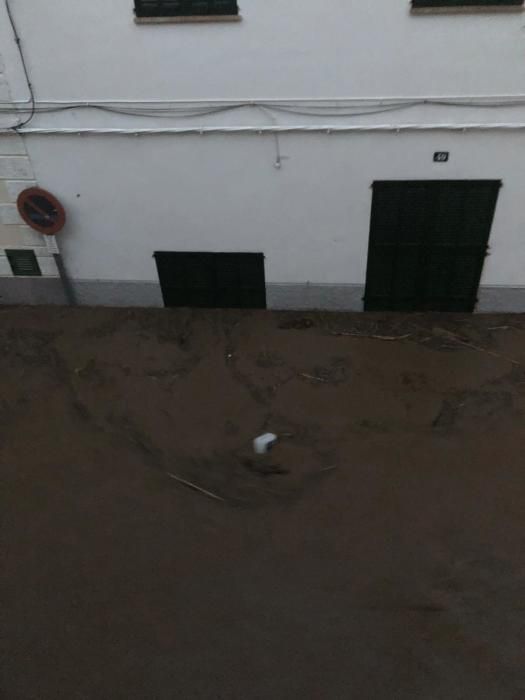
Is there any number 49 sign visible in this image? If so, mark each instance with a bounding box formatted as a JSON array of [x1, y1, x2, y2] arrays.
[[433, 152, 450, 163]]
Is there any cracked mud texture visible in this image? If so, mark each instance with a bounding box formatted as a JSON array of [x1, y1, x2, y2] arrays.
[[2, 307, 525, 699]]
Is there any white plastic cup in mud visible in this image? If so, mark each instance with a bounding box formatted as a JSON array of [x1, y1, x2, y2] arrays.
[[253, 433, 278, 455]]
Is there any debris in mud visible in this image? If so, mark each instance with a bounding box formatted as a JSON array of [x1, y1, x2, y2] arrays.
[[166, 472, 225, 502], [303, 360, 349, 385], [253, 433, 278, 454], [164, 437, 334, 507], [278, 317, 314, 330], [3, 307, 525, 510], [332, 331, 412, 342], [300, 373, 328, 383], [242, 457, 289, 477], [430, 327, 521, 366], [432, 390, 514, 430]]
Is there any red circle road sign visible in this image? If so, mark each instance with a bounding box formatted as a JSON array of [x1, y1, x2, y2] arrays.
[[16, 187, 66, 235]]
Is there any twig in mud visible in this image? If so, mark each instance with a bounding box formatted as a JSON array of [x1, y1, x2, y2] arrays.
[[455, 339, 520, 366], [331, 332, 412, 342], [488, 326, 511, 331], [433, 328, 521, 366], [409, 325, 522, 365], [166, 472, 225, 502], [319, 465, 338, 472], [300, 373, 328, 382]]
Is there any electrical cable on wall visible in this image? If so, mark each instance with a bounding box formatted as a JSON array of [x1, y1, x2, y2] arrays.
[[1, 7, 525, 152], [2, 98, 525, 122], [1, 0, 525, 129], [4, 0, 35, 129]]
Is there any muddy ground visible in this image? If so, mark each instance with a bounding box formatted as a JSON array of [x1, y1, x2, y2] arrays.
[[1, 306, 525, 699]]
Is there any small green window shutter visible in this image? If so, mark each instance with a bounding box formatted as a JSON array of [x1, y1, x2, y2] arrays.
[[6, 250, 42, 277], [412, 0, 523, 7], [134, 0, 239, 17]]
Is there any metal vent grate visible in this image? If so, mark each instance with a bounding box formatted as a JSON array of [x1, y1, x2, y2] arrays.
[[134, 0, 238, 17], [6, 249, 42, 277]]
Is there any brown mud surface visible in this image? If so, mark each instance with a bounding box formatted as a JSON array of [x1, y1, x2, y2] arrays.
[[2, 307, 525, 698]]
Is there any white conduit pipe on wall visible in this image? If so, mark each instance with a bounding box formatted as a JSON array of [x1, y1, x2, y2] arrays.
[[2, 123, 525, 135], [6, 95, 525, 105]]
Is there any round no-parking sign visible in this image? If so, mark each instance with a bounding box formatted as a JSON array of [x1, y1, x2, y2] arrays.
[[16, 187, 66, 236]]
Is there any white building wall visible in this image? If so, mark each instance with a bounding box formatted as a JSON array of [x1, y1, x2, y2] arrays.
[[1, 0, 525, 102], [0, 46, 59, 298], [1, 0, 525, 309], [17, 128, 525, 310], [0, 134, 61, 301]]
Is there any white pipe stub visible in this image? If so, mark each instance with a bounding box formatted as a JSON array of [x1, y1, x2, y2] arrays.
[[253, 433, 278, 455]]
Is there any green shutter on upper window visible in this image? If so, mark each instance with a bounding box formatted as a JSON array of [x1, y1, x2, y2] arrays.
[[412, 0, 522, 7], [134, 0, 239, 17]]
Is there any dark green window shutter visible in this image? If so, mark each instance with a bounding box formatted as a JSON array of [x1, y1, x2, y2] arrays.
[[412, 0, 523, 7], [154, 252, 266, 309], [6, 250, 42, 277], [134, 0, 239, 17]]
